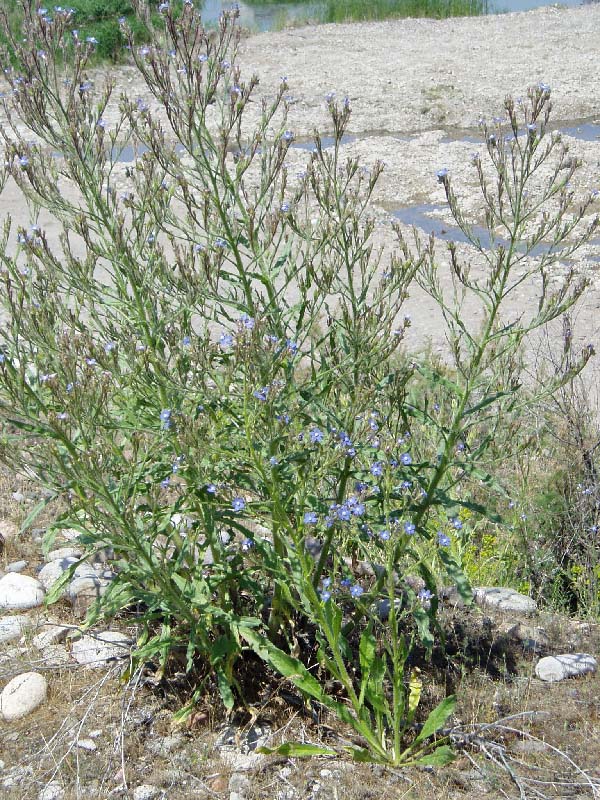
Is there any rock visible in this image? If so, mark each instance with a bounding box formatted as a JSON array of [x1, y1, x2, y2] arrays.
[[0, 573, 45, 610], [145, 734, 185, 757], [511, 739, 548, 754], [535, 653, 598, 682], [38, 781, 65, 800], [70, 631, 131, 668], [473, 587, 537, 615], [0, 520, 19, 541], [0, 672, 48, 721], [229, 772, 251, 797], [46, 547, 82, 562], [74, 738, 97, 752], [0, 614, 34, 643], [60, 528, 83, 541], [133, 786, 160, 800], [32, 623, 72, 650], [11, 492, 25, 503], [38, 558, 78, 591], [372, 597, 402, 621], [6, 560, 28, 573], [503, 623, 550, 653], [440, 584, 473, 608], [68, 574, 112, 618], [39, 644, 71, 667]]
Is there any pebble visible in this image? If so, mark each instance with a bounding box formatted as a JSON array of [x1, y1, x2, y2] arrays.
[[535, 653, 598, 682], [0, 573, 45, 610], [0, 672, 48, 721], [473, 586, 537, 615], [46, 547, 82, 562], [32, 623, 72, 650], [0, 614, 35, 643], [6, 560, 28, 573], [74, 738, 97, 752], [133, 785, 160, 800], [70, 631, 131, 668], [0, 520, 19, 541], [38, 781, 65, 800], [38, 558, 79, 591]]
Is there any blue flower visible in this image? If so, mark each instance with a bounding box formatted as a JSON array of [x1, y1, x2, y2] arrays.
[[320, 590, 331, 602], [282, 130, 294, 142], [340, 577, 352, 588], [104, 341, 116, 353], [379, 529, 390, 541], [182, 335, 191, 347], [85, 36, 98, 44], [239, 313, 255, 330], [436, 168, 448, 183], [214, 237, 228, 249], [18, 155, 29, 168], [371, 461, 384, 478], [437, 531, 451, 547], [160, 409, 172, 425], [309, 428, 324, 444], [336, 505, 351, 522], [322, 578, 332, 588], [206, 483, 217, 494], [160, 477, 170, 489], [350, 584, 364, 598], [303, 511, 318, 525], [451, 518, 463, 530], [269, 456, 279, 466], [232, 497, 246, 512], [253, 386, 269, 402], [418, 588, 433, 602], [241, 538, 254, 552], [404, 521, 416, 536], [286, 339, 298, 354], [401, 452, 412, 466], [219, 332, 234, 350]]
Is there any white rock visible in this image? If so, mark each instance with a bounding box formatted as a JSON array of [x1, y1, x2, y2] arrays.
[[74, 738, 97, 751], [473, 587, 537, 615], [0, 573, 45, 610], [133, 785, 160, 800], [6, 561, 28, 573], [71, 631, 131, 668], [535, 653, 598, 682], [38, 781, 65, 800], [46, 547, 82, 562], [38, 558, 78, 591], [32, 623, 72, 650], [0, 520, 19, 540], [0, 614, 34, 643], [60, 528, 83, 541], [0, 672, 48, 721]]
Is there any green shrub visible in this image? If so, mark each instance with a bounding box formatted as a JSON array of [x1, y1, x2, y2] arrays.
[[0, 3, 597, 765]]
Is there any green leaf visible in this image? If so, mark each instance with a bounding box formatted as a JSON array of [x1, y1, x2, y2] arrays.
[[258, 743, 337, 758], [438, 549, 473, 605], [414, 696, 456, 745], [414, 745, 456, 766], [215, 667, 235, 711], [20, 492, 56, 535]]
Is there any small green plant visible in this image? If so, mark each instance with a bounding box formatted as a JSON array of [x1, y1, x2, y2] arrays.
[[0, 2, 597, 767]]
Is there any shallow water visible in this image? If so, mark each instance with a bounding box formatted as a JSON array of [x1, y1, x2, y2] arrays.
[[198, 0, 594, 31]]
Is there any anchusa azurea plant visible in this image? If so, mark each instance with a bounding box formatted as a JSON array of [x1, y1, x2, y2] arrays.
[[0, 3, 597, 766]]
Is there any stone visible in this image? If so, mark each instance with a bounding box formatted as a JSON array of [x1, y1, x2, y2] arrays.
[[6, 560, 28, 573], [32, 623, 72, 650], [0, 573, 45, 610], [38, 781, 65, 800], [0, 672, 48, 721], [506, 623, 550, 653], [38, 558, 78, 591], [70, 631, 131, 668], [0, 614, 34, 643], [46, 547, 82, 562], [0, 520, 19, 541], [39, 644, 71, 667], [473, 587, 537, 615], [68, 575, 112, 618], [74, 738, 97, 752], [535, 653, 598, 682], [133, 786, 160, 800]]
